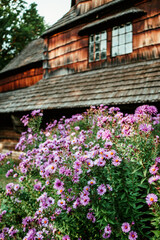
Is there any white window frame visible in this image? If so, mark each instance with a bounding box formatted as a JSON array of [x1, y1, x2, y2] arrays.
[[112, 22, 133, 57]]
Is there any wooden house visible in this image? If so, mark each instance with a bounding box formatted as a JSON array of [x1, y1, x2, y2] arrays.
[[0, 0, 160, 151]]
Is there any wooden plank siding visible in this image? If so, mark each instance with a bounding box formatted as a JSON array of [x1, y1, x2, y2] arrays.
[[46, 25, 89, 75], [0, 67, 43, 92]]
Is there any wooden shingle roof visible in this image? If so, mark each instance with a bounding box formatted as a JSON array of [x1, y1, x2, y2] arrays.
[[0, 59, 159, 113], [0, 38, 44, 75]]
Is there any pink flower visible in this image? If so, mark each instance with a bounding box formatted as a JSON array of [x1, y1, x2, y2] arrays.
[[112, 156, 122, 166], [41, 217, 48, 227], [88, 179, 96, 185], [14, 184, 20, 191], [54, 178, 64, 190], [149, 165, 159, 175], [128, 231, 138, 240], [146, 193, 158, 206], [104, 224, 112, 234], [97, 184, 106, 196], [45, 163, 57, 175], [80, 196, 90, 206], [121, 222, 130, 233], [86, 159, 94, 167], [148, 175, 160, 184], [106, 184, 112, 191], [57, 199, 66, 208], [62, 235, 70, 240]]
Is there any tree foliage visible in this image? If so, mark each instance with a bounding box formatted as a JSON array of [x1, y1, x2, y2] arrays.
[[0, 0, 47, 70]]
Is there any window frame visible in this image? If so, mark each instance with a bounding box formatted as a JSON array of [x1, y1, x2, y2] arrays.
[[89, 31, 107, 62], [112, 22, 133, 57]]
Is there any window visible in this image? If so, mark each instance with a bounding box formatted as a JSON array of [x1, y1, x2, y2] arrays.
[[89, 31, 107, 62], [112, 22, 132, 57]]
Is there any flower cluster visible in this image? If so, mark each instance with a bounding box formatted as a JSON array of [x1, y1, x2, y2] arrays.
[[0, 105, 160, 239]]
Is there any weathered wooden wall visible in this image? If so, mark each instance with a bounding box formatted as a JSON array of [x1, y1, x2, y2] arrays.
[[44, 26, 89, 76], [76, 0, 113, 14], [0, 66, 43, 92], [45, 0, 160, 76]]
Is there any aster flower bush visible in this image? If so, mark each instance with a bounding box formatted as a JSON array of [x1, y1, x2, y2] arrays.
[[0, 105, 160, 240]]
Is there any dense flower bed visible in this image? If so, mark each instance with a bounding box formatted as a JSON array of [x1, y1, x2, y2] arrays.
[[0, 105, 160, 240]]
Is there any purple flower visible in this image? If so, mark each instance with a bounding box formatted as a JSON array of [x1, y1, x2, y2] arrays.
[[139, 123, 153, 133], [102, 232, 111, 239], [41, 217, 48, 227], [96, 158, 106, 167], [62, 235, 70, 240], [97, 184, 106, 196], [112, 156, 122, 166], [54, 178, 64, 190], [149, 165, 159, 175], [36, 231, 44, 239], [148, 175, 160, 184], [34, 181, 42, 191], [87, 212, 96, 223], [6, 169, 13, 178], [128, 231, 138, 240], [88, 179, 96, 185], [19, 176, 25, 182], [73, 198, 81, 209], [104, 224, 112, 234], [31, 109, 43, 117], [14, 184, 20, 191], [155, 157, 160, 163], [80, 196, 90, 206], [146, 193, 158, 205], [106, 184, 112, 191], [86, 159, 94, 167], [121, 222, 130, 233], [57, 199, 66, 208], [103, 224, 112, 238], [45, 163, 57, 175]]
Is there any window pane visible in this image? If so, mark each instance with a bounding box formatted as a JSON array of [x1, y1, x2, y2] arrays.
[[95, 52, 100, 60], [95, 42, 100, 52], [90, 35, 94, 42], [101, 51, 106, 59], [119, 34, 125, 45], [101, 40, 106, 51], [101, 31, 107, 40], [119, 44, 125, 55], [112, 36, 118, 46], [89, 44, 94, 54], [119, 25, 125, 34], [89, 54, 94, 61], [126, 32, 132, 43], [126, 43, 132, 54], [112, 46, 118, 57], [95, 34, 100, 42], [126, 22, 132, 32], [112, 26, 118, 36]]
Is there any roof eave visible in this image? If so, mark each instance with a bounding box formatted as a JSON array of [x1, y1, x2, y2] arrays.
[[41, 0, 141, 38]]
